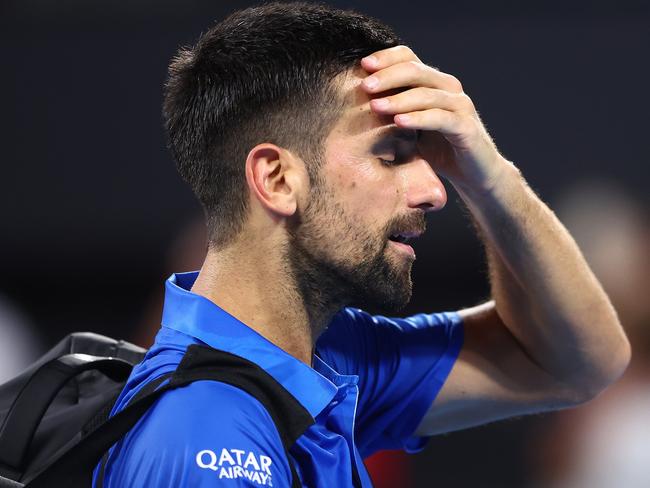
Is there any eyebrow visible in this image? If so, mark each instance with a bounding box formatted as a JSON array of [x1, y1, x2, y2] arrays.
[[373, 126, 419, 143]]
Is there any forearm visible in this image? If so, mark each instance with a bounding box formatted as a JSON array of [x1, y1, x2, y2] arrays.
[[456, 158, 630, 396]]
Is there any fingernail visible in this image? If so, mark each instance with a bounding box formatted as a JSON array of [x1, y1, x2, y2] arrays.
[[395, 114, 410, 124], [364, 76, 379, 89], [362, 55, 378, 67], [372, 98, 389, 109]]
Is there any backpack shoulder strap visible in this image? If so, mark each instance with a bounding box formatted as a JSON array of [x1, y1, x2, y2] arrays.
[[24, 344, 314, 488]]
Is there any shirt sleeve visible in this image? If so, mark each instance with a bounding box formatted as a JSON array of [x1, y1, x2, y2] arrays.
[[316, 307, 464, 458], [97, 380, 293, 488]]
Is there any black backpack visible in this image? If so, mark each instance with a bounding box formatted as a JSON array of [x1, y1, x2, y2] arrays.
[[0, 332, 315, 487]]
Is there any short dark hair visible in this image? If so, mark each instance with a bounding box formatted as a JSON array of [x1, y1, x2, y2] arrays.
[[163, 2, 400, 249]]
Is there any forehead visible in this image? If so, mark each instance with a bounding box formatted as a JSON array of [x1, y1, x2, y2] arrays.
[[327, 66, 414, 143]]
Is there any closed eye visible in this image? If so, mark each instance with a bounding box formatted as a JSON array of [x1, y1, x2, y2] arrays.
[[372, 132, 418, 167], [378, 152, 409, 166]]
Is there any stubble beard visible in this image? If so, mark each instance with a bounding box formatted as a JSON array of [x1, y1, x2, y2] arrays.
[[285, 175, 414, 321]]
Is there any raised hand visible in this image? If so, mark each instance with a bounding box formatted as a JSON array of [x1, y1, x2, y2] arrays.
[[360, 45, 512, 195]]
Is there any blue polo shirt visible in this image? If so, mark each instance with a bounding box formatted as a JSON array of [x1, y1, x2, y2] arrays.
[[93, 272, 463, 487]]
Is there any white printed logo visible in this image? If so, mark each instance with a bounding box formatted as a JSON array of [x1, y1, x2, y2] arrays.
[[196, 448, 273, 486]]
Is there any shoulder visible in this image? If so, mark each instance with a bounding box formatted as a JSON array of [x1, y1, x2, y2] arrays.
[[319, 306, 463, 350], [316, 307, 464, 385], [317, 307, 382, 345], [143, 380, 279, 436], [104, 380, 292, 487], [325, 306, 462, 330]]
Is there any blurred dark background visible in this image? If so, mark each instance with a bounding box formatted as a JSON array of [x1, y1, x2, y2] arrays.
[[2, 1, 649, 487]]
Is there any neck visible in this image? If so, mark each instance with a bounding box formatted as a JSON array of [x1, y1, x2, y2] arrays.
[[190, 241, 345, 366]]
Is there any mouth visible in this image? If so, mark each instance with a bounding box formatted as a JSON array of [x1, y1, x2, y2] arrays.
[[387, 231, 421, 259], [387, 230, 422, 245]]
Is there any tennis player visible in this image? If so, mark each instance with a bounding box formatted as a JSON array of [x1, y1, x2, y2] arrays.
[[93, 3, 630, 487]]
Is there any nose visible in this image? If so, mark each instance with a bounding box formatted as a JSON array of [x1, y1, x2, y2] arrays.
[[402, 158, 447, 212]]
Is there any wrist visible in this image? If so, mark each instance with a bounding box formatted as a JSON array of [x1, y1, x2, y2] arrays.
[[453, 156, 521, 204]]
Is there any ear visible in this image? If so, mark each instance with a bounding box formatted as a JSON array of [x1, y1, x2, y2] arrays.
[[244, 143, 304, 218]]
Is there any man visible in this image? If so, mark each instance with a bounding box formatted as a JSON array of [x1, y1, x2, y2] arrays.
[[94, 3, 631, 487]]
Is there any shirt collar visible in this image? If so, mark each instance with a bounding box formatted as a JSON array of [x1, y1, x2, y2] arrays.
[[161, 271, 339, 418]]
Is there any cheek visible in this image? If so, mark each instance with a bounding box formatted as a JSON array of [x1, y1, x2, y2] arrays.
[[333, 162, 397, 207], [322, 149, 400, 225], [348, 174, 400, 223]]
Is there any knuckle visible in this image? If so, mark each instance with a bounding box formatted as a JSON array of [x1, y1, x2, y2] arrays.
[[397, 45, 414, 56], [407, 60, 425, 75], [457, 92, 475, 110], [446, 74, 464, 92]]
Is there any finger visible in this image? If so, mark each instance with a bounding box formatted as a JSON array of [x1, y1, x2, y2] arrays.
[[370, 87, 475, 115], [360, 45, 421, 72], [362, 61, 463, 94], [394, 108, 464, 135]]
